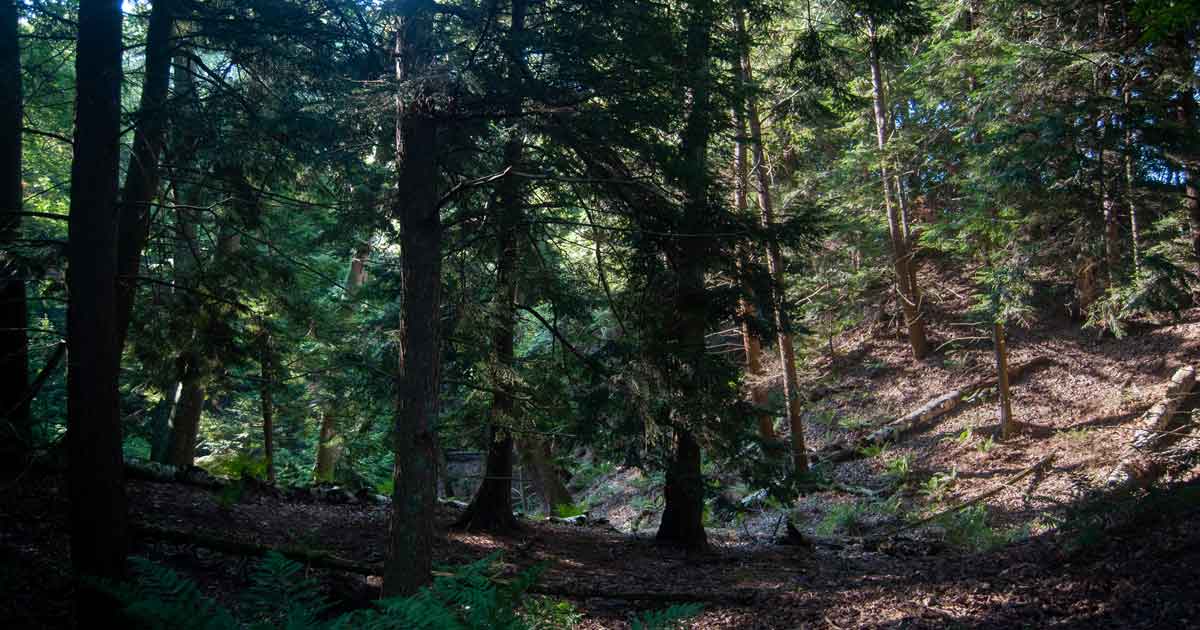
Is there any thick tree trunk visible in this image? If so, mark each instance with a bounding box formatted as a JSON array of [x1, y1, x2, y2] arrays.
[[114, 0, 174, 354], [657, 0, 714, 551], [0, 0, 29, 457], [166, 356, 205, 468], [868, 24, 927, 360], [384, 0, 440, 598], [456, 0, 527, 533], [737, 10, 805, 471], [66, 0, 128, 616]]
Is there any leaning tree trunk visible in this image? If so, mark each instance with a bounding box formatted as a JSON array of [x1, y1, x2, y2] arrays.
[[66, 0, 128, 616], [0, 0, 29, 458], [456, 0, 527, 533], [737, 8, 805, 470], [656, 0, 715, 551], [383, 0, 441, 598], [868, 22, 927, 360], [114, 0, 174, 354]]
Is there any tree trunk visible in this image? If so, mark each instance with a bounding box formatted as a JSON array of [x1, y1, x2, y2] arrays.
[[384, 0, 441, 598], [66, 0, 128, 616], [993, 323, 1015, 439], [729, 13, 775, 443], [0, 0, 29, 458], [517, 436, 572, 513], [313, 243, 371, 482], [1179, 87, 1200, 272], [114, 0, 174, 354], [656, 0, 714, 551], [456, 0, 527, 533], [738, 9, 806, 471], [868, 22, 928, 360], [166, 355, 205, 468], [1123, 87, 1140, 276], [259, 335, 275, 485]]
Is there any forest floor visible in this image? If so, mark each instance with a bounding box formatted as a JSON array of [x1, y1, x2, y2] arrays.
[[6, 265, 1200, 628]]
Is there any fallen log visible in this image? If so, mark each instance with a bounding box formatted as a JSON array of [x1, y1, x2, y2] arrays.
[[817, 356, 1053, 463], [133, 523, 763, 605], [1105, 365, 1196, 492]]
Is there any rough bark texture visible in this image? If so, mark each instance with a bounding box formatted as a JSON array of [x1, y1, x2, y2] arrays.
[[818, 357, 1052, 462], [656, 0, 713, 551], [166, 357, 205, 468], [1179, 87, 1200, 271], [0, 0, 29, 457], [66, 0, 128, 615], [738, 11, 804, 470], [114, 0, 174, 353], [383, 0, 440, 598], [456, 0, 527, 533], [868, 22, 927, 360]]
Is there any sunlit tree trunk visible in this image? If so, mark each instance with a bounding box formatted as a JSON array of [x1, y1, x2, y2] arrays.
[[868, 20, 928, 360], [0, 0, 29, 458], [993, 323, 1015, 439], [737, 8, 806, 471], [66, 0, 128, 616], [383, 0, 441, 598], [730, 10, 774, 443]]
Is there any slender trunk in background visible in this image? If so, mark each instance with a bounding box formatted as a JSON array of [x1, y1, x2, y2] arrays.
[[66, 0, 128, 616], [657, 0, 714, 551], [314, 243, 370, 482], [115, 0, 174, 353], [868, 21, 928, 360], [384, 0, 440, 598], [456, 0, 527, 533], [166, 356, 205, 467], [737, 9, 805, 471], [0, 0, 29, 458], [730, 9, 774, 443], [1123, 87, 1140, 276], [1179, 86, 1200, 271], [258, 332, 275, 485], [993, 323, 1015, 439]]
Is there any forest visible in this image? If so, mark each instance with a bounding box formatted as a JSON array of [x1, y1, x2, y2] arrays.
[[2, 0, 1200, 627]]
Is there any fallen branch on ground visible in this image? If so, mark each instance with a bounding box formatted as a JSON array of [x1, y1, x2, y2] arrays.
[[1106, 365, 1197, 492], [817, 357, 1053, 463]]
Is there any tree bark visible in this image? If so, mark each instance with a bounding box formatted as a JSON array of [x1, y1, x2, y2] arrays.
[[517, 436, 572, 513], [314, 243, 371, 482], [66, 0, 128, 616], [730, 9, 774, 443], [166, 355, 205, 468], [384, 0, 441, 598], [738, 9, 806, 471], [258, 333, 275, 485], [456, 0, 527, 534], [0, 0, 29, 457], [656, 0, 714, 551], [115, 0, 174, 354], [1178, 86, 1200, 271], [868, 21, 928, 360], [993, 323, 1015, 439]]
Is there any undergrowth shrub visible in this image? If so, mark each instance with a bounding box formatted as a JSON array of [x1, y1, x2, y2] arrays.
[[113, 551, 701, 629]]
